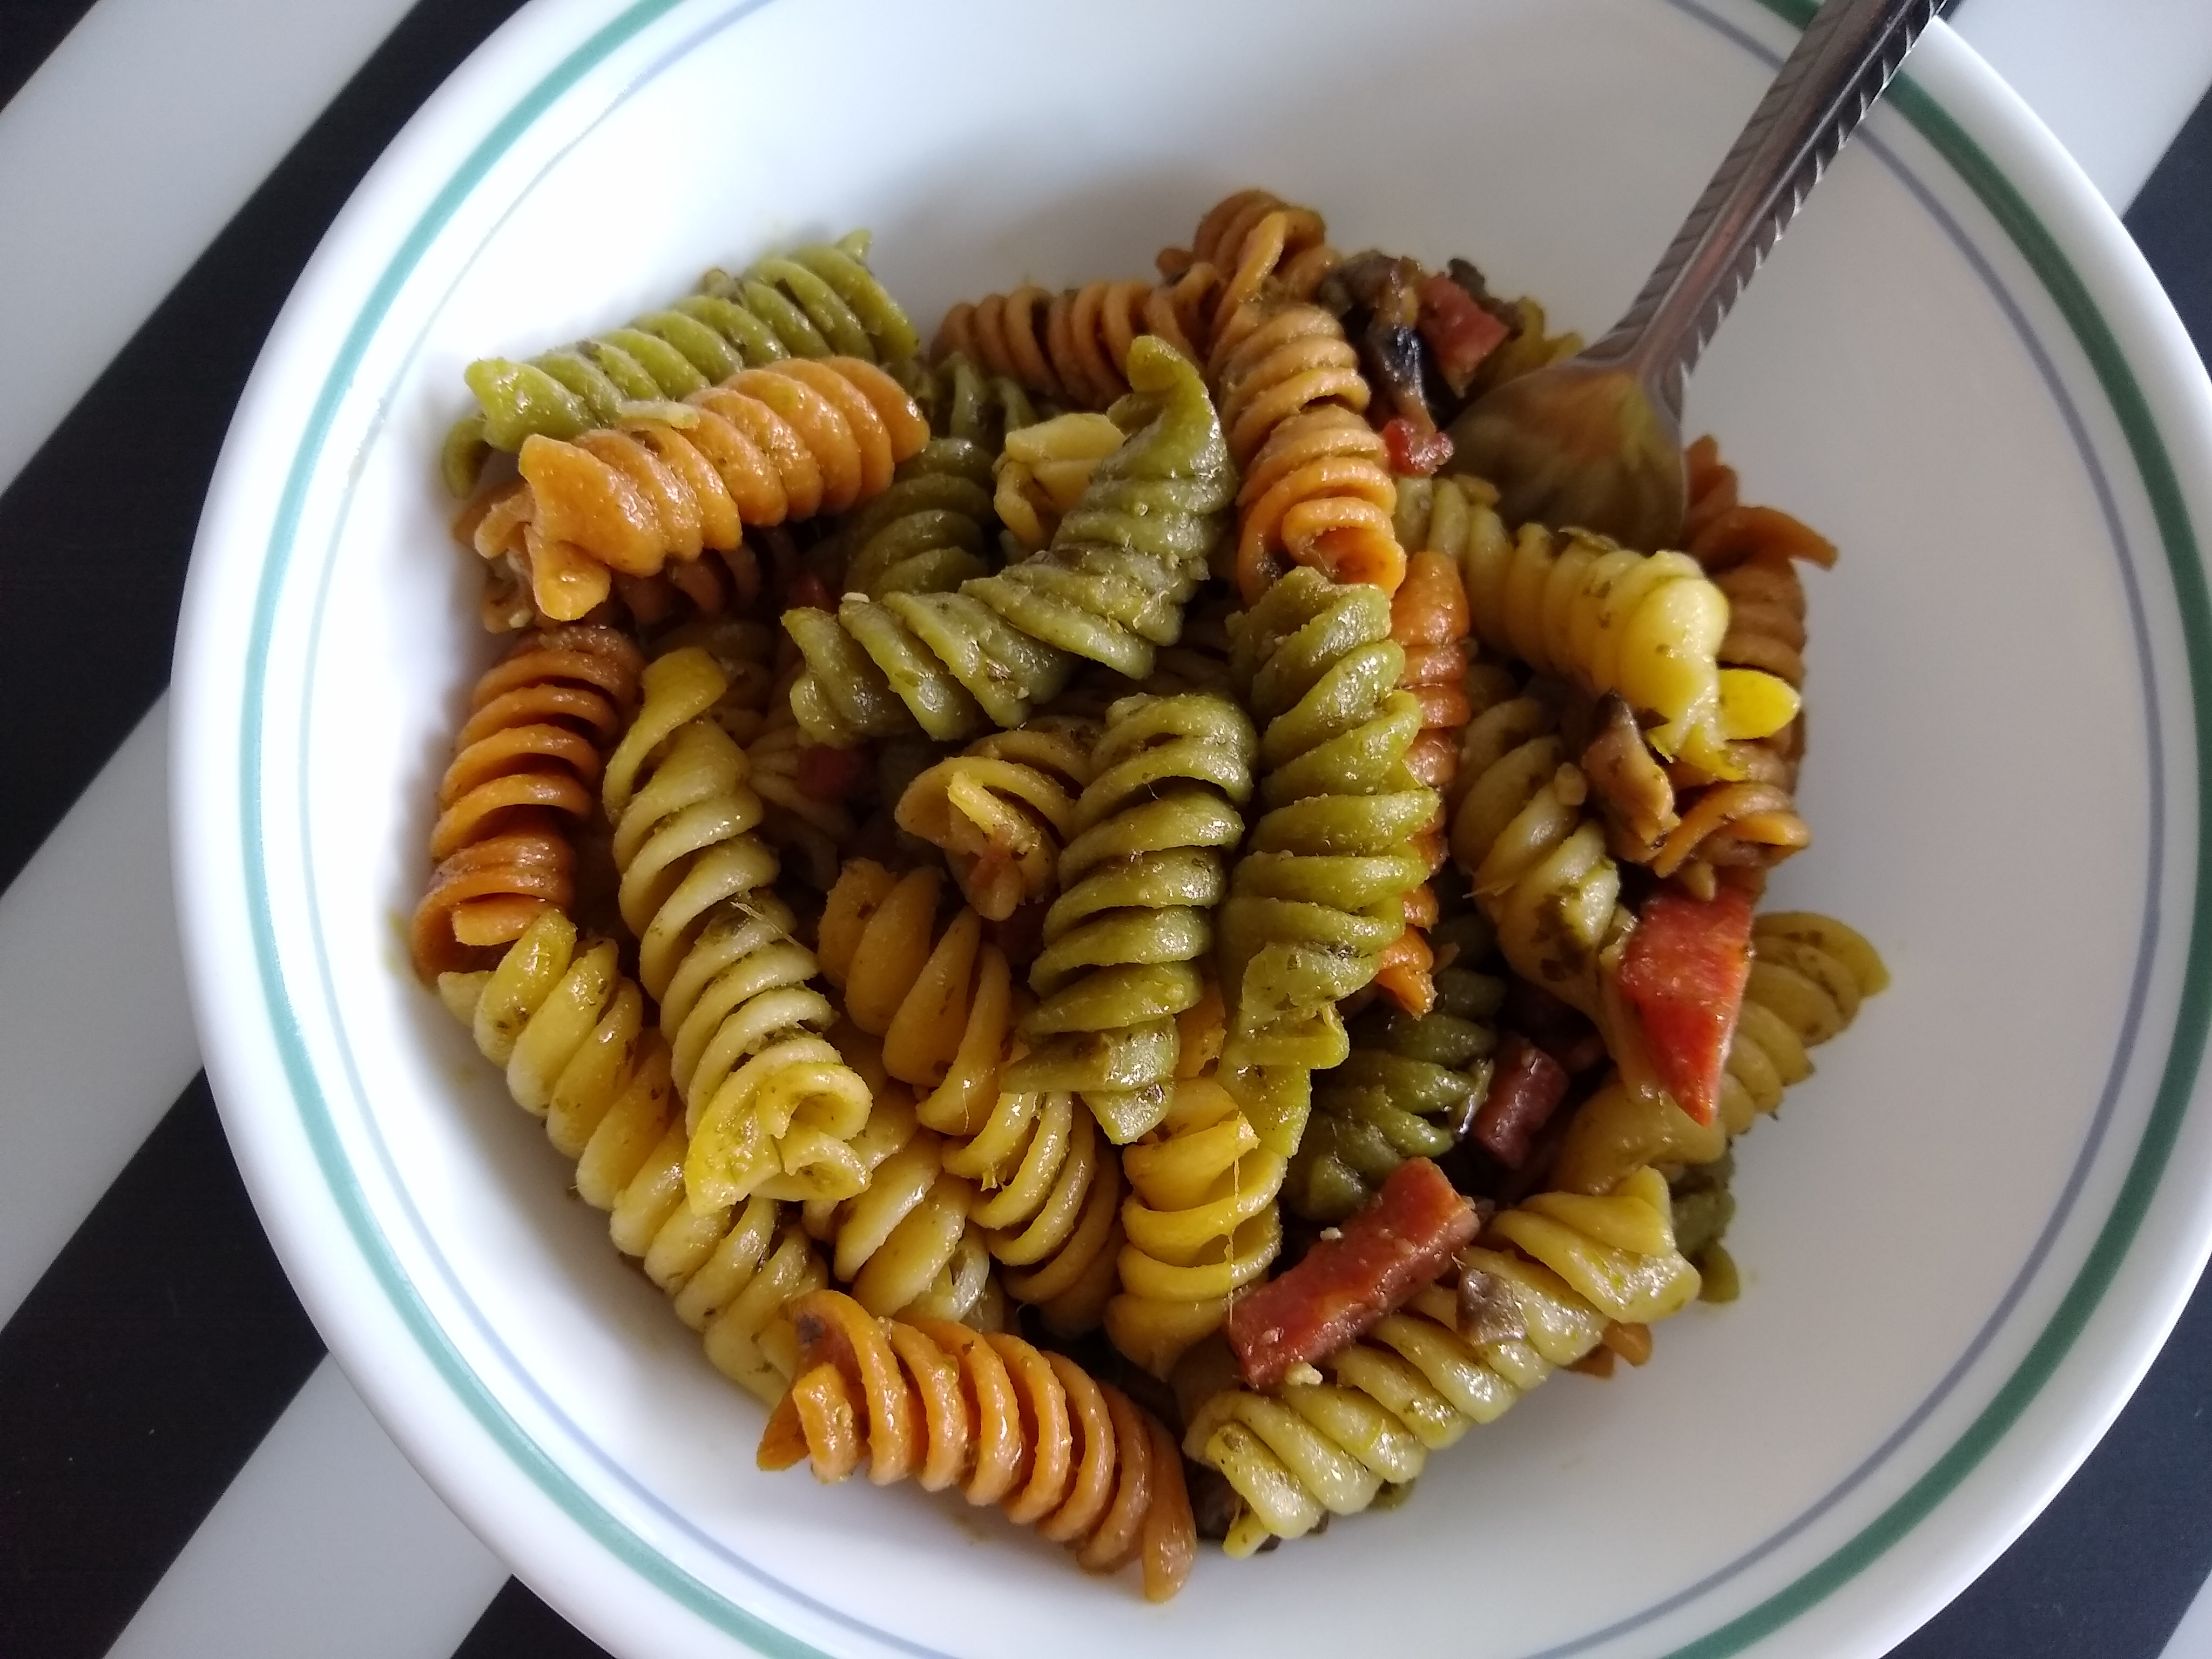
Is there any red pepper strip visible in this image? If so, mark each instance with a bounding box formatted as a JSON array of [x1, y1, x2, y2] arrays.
[[1471, 1034, 1569, 1169], [1226, 1157, 1479, 1390], [797, 743, 868, 802], [1382, 416, 1454, 478], [1418, 273, 1510, 395], [1617, 884, 1756, 1125]]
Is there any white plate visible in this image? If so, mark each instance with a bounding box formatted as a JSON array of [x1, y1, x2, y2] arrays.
[[169, 0, 2212, 1654]]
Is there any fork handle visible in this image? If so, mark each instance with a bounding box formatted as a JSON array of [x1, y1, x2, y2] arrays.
[[1591, 0, 1943, 416]]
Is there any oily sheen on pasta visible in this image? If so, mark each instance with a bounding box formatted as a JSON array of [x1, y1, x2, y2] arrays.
[[415, 200, 1887, 1596]]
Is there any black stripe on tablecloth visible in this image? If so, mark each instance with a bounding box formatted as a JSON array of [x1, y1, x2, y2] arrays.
[[0, 0, 529, 898], [0, 0, 102, 114], [453, 1579, 616, 1659], [0, 1076, 323, 1659], [2125, 82, 2212, 370]]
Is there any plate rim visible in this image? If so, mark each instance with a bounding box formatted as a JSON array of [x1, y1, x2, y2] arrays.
[[170, 1, 2212, 1654]]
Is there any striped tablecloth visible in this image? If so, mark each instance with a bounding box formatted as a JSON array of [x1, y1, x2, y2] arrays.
[[2, 2, 2208, 1654]]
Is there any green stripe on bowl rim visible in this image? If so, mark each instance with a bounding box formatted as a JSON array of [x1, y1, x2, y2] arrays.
[[228, 1, 2212, 1653]]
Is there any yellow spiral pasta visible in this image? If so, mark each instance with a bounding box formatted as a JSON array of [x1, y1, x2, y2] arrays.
[[1447, 681, 1626, 1021], [601, 648, 874, 1208], [1553, 912, 1887, 1195], [485, 358, 928, 622], [1452, 505, 1799, 777], [1106, 1073, 1285, 1377], [817, 860, 1022, 1130], [1185, 1167, 1698, 1552], [993, 412, 1127, 556], [411, 624, 642, 976], [758, 1289, 1197, 1601], [437, 908, 828, 1401], [893, 716, 1097, 921], [798, 1031, 997, 1328], [938, 1070, 1127, 1337]]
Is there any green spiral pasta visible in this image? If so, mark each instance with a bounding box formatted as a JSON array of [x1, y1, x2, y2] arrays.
[[1215, 565, 1437, 1156], [1286, 893, 1503, 1222], [444, 232, 920, 493], [1009, 692, 1258, 1143], [827, 437, 1000, 597], [903, 350, 1051, 450], [780, 334, 1234, 747], [1186, 1166, 1699, 1553]]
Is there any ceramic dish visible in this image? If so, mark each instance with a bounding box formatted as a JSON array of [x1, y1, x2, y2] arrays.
[[170, 0, 2212, 1653]]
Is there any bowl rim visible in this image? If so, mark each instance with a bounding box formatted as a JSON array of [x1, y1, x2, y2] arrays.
[[169, 1, 2212, 1655]]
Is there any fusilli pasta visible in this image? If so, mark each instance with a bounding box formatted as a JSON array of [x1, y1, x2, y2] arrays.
[[781, 335, 1233, 746], [484, 358, 928, 622], [601, 648, 875, 1207], [1107, 1073, 1285, 1377], [1217, 567, 1435, 1155], [411, 624, 642, 977], [894, 716, 1097, 922], [1011, 691, 1257, 1143], [759, 1289, 1197, 1600], [444, 232, 919, 491], [1552, 911, 1887, 1195], [437, 908, 828, 1401], [1185, 1167, 1697, 1551]]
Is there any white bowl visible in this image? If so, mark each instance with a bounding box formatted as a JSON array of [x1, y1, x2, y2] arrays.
[[170, 0, 2212, 1654]]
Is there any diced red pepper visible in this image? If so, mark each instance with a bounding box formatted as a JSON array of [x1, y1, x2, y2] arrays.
[[795, 744, 867, 802], [1472, 1034, 1569, 1169], [1226, 1157, 1478, 1390], [1617, 885, 1756, 1125], [1418, 273, 1511, 395], [1382, 415, 1454, 477]]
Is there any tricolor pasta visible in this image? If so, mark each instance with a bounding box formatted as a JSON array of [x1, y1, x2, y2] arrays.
[[412, 199, 1884, 1594]]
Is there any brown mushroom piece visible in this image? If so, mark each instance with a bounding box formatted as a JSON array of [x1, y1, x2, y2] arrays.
[[1580, 691, 1680, 862]]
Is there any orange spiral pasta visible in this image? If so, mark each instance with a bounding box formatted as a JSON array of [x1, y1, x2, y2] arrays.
[[758, 1289, 1196, 1601], [932, 274, 1215, 410], [1649, 437, 1837, 884], [1168, 187, 1339, 335], [1370, 546, 1475, 1016], [410, 624, 643, 977], [482, 358, 927, 623]]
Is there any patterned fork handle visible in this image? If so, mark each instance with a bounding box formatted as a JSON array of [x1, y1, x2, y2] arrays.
[[1590, 0, 1947, 418]]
